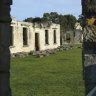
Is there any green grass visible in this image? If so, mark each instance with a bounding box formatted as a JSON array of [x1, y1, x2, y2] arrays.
[[11, 48, 84, 96]]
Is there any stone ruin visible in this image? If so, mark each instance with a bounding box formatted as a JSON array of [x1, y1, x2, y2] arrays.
[[10, 17, 60, 54]]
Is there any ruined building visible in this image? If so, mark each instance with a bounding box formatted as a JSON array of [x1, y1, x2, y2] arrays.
[[61, 22, 83, 45], [10, 17, 60, 54]]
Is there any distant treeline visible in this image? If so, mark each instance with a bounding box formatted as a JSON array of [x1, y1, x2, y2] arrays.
[[24, 12, 77, 32]]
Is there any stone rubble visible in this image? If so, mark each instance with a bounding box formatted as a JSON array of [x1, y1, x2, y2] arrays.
[[10, 45, 78, 58]]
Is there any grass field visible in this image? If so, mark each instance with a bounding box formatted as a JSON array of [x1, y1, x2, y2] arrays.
[[11, 48, 84, 96]]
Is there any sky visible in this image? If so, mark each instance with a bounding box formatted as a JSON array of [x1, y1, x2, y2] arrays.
[[11, 0, 82, 21]]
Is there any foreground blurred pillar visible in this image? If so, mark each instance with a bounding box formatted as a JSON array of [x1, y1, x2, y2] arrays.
[[0, 0, 12, 96], [82, 0, 96, 95]]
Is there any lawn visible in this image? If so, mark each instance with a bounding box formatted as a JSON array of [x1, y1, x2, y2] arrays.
[[11, 48, 84, 96]]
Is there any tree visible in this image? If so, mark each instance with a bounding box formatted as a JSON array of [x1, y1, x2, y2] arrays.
[[59, 14, 77, 31], [32, 17, 42, 23], [24, 12, 77, 31], [24, 17, 33, 22], [43, 12, 59, 24]]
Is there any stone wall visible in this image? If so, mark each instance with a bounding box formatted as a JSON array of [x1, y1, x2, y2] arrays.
[[61, 22, 83, 45], [10, 18, 60, 54]]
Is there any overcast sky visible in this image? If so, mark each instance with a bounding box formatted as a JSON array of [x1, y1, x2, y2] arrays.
[[11, 0, 82, 20]]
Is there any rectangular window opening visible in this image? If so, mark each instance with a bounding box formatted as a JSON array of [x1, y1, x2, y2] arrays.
[[45, 30, 49, 44], [54, 30, 57, 44]]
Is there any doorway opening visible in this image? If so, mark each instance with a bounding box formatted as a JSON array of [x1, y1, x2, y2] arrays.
[[35, 33, 40, 51]]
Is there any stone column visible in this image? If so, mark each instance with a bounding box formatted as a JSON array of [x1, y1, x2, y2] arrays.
[[82, 0, 96, 95], [0, 0, 12, 96]]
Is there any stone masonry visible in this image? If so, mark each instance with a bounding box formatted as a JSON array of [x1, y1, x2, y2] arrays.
[[10, 17, 60, 54]]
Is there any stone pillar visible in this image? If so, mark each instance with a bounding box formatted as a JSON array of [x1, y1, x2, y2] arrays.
[[0, 0, 12, 96], [82, 0, 96, 95]]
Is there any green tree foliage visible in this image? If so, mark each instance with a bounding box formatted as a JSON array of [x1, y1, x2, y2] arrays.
[[24, 17, 33, 22], [32, 17, 42, 23], [24, 12, 77, 31], [59, 14, 77, 31], [24, 17, 49, 23], [43, 12, 59, 23], [43, 12, 77, 31]]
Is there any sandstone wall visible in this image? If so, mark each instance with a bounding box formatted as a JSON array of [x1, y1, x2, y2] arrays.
[[10, 19, 60, 53]]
